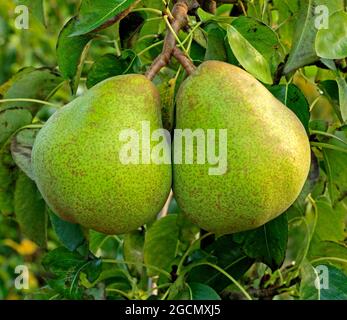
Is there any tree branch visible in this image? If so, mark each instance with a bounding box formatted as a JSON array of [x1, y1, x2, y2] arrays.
[[172, 47, 196, 75], [145, 0, 199, 80]]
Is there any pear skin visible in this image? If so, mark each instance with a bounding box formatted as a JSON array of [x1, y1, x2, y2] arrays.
[[32, 74, 172, 234], [173, 61, 311, 235]]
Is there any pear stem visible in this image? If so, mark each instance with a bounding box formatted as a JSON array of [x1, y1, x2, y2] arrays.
[[145, 0, 199, 80], [172, 47, 196, 75]]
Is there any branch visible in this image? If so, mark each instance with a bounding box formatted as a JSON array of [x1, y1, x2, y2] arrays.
[[172, 47, 196, 75], [145, 0, 199, 80], [94, 0, 142, 32], [198, 0, 217, 14]]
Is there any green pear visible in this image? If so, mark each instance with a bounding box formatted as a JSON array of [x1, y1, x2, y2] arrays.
[[173, 61, 311, 235], [32, 74, 172, 234]]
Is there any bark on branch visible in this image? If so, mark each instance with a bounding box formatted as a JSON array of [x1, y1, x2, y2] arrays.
[[145, 0, 199, 80]]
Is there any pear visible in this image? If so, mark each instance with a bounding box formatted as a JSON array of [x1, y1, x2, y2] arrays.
[[32, 74, 172, 234], [173, 61, 311, 235]]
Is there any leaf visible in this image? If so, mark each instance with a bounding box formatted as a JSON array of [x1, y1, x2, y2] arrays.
[[315, 11, 347, 59], [233, 214, 288, 271], [204, 25, 227, 62], [49, 209, 86, 252], [188, 282, 221, 300], [1, 68, 63, 113], [231, 16, 282, 75], [319, 79, 343, 122], [71, 0, 139, 36], [14, 172, 47, 247], [310, 264, 347, 300], [269, 84, 310, 132], [336, 75, 347, 123], [86, 51, 141, 88], [0, 108, 32, 148], [308, 239, 347, 273], [284, 0, 344, 74], [187, 236, 254, 292], [18, 0, 45, 26], [322, 129, 347, 203], [0, 150, 16, 216], [83, 259, 102, 283], [42, 246, 86, 277], [144, 215, 179, 277], [314, 198, 346, 242], [226, 25, 273, 84], [10, 127, 39, 180], [300, 259, 320, 300], [284, 0, 318, 73], [167, 276, 191, 300], [123, 230, 145, 277], [57, 17, 93, 93]]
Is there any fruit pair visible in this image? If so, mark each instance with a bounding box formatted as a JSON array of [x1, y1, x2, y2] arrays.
[[32, 61, 311, 235]]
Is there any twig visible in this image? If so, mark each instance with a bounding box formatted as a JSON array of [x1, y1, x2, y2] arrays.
[[145, 0, 199, 80], [172, 47, 196, 75], [199, 0, 217, 14]]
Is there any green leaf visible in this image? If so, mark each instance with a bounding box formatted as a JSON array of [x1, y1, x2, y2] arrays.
[[83, 259, 102, 283], [86, 51, 141, 88], [187, 236, 254, 292], [308, 239, 347, 273], [336, 75, 347, 123], [310, 264, 347, 300], [86, 54, 126, 88], [144, 215, 179, 277], [0, 150, 16, 216], [314, 198, 346, 242], [17, 0, 45, 26], [167, 276, 191, 300], [49, 209, 86, 252], [319, 79, 343, 122], [123, 230, 145, 277], [233, 214, 288, 271], [284, 0, 344, 74], [188, 282, 221, 300], [14, 172, 47, 247], [231, 16, 282, 75], [1, 68, 63, 113], [322, 129, 347, 203], [10, 127, 39, 180], [300, 259, 320, 300], [0, 108, 32, 148], [57, 18, 93, 93], [71, 0, 139, 36], [316, 11, 347, 59], [269, 84, 310, 132], [226, 25, 273, 84], [42, 246, 86, 277], [204, 25, 227, 62]]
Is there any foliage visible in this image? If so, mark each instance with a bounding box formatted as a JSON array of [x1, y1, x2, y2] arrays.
[[0, 0, 346, 301]]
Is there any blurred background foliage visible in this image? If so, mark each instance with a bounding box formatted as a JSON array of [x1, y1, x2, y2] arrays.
[[0, 0, 346, 300]]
